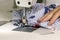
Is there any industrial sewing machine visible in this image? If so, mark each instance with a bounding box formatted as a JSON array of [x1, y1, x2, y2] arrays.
[[13, 0, 39, 32], [13, 0, 59, 32]]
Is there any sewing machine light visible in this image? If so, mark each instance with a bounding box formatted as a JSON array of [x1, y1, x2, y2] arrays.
[[15, 0, 37, 8]]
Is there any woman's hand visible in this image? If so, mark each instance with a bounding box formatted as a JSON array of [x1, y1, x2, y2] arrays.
[[38, 6, 60, 25]]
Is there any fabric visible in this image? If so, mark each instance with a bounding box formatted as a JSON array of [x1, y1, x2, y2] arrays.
[[27, 4, 60, 30], [27, 4, 56, 26], [12, 3, 44, 26], [12, 3, 60, 30]]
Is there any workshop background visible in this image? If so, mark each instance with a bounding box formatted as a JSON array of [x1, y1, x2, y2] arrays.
[[0, 0, 60, 21]]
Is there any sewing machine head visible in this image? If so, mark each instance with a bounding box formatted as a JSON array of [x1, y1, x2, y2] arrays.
[[12, 0, 38, 32], [15, 0, 37, 8], [15, 0, 37, 25]]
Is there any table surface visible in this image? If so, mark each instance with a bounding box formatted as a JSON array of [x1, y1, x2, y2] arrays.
[[0, 22, 60, 40]]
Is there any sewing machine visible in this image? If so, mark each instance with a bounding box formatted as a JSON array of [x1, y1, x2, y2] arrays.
[[13, 0, 60, 32], [12, 0, 38, 32]]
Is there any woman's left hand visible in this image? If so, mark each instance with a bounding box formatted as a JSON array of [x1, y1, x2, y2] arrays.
[[38, 6, 60, 25]]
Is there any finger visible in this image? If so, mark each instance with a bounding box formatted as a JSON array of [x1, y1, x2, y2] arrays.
[[38, 13, 49, 21], [37, 13, 49, 23], [41, 12, 54, 22], [40, 10, 55, 22], [40, 7, 60, 22], [48, 10, 60, 25], [38, 7, 60, 23]]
